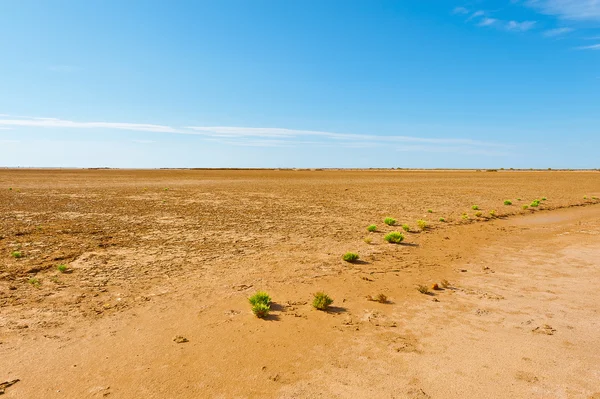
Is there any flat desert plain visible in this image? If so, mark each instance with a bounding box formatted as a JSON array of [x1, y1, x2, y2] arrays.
[[1, 169, 600, 398]]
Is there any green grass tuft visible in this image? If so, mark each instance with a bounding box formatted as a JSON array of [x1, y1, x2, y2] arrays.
[[249, 291, 271, 307], [489, 210, 497, 217], [57, 264, 68, 273], [312, 292, 334, 310], [342, 252, 359, 262], [11, 251, 23, 259], [384, 231, 404, 244], [522, 205, 529, 210], [251, 303, 270, 318], [475, 211, 483, 218], [384, 217, 397, 226], [541, 197, 547, 201], [417, 219, 428, 230], [402, 224, 410, 232], [471, 205, 479, 210], [530, 199, 540, 207], [504, 200, 512, 205], [366, 224, 377, 232], [438, 217, 446, 222], [427, 209, 433, 213], [28, 277, 41, 288]]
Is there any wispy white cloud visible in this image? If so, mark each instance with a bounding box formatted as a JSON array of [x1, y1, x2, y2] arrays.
[[453, 6, 470, 15], [576, 43, 600, 50], [468, 10, 486, 21], [506, 20, 537, 31], [526, 0, 600, 21], [543, 27, 574, 36], [0, 116, 182, 134], [478, 18, 498, 27], [0, 115, 510, 155]]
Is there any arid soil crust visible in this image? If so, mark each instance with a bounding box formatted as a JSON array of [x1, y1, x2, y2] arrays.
[[1, 169, 600, 398]]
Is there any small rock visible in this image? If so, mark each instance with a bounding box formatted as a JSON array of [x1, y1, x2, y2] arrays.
[[173, 335, 189, 343]]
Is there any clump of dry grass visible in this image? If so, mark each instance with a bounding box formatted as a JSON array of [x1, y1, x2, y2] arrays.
[[417, 219, 428, 230], [363, 237, 373, 244], [417, 285, 429, 294], [367, 293, 388, 303], [441, 279, 450, 288]]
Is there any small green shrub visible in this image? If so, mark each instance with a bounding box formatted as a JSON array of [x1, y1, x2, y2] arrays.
[[427, 209, 433, 213], [384, 231, 404, 244], [384, 217, 397, 226], [517, 198, 522, 201], [417, 285, 429, 294], [475, 211, 483, 218], [366, 224, 377, 232], [417, 219, 428, 230], [438, 217, 446, 222], [530, 200, 540, 207], [402, 224, 410, 232], [541, 197, 547, 201], [249, 291, 271, 306], [522, 205, 529, 210], [461, 213, 469, 220], [471, 205, 479, 210], [504, 200, 512, 205], [342, 252, 359, 262], [57, 264, 68, 273], [10, 251, 23, 259], [312, 292, 333, 310], [252, 303, 270, 318], [28, 277, 41, 287], [489, 210, 497, 217], [584, 196, 588, 200]]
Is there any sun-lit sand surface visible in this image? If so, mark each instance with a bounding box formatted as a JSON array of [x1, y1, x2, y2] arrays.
[[1, 169, 600, 398]]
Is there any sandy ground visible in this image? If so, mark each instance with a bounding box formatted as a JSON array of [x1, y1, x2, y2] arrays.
[[1, 169, 600, 398]]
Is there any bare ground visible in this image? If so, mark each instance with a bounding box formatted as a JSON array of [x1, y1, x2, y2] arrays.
[[1, 169, 600, 398]]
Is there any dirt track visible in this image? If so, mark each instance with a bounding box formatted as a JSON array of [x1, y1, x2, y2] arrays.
[[1, 169, 600, 398]]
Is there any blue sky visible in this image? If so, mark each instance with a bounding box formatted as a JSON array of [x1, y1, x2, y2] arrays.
[[1, 0, 599, 168]]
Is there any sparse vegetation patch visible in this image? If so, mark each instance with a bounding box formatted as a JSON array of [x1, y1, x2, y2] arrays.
[[402, 224, 410, 232], [367, 224, 377, 232], [11, 251, 23, 259], [417, 219, 428, 230], [504, 200, 512, 205]]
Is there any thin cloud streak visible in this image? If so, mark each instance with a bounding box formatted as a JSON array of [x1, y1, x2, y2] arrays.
[[543, 27, 574, 36], [576, 43, 600, 50], [526, 0, 600, 21], [0, 115, 511, 155], [506, 20, 537, 31]]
